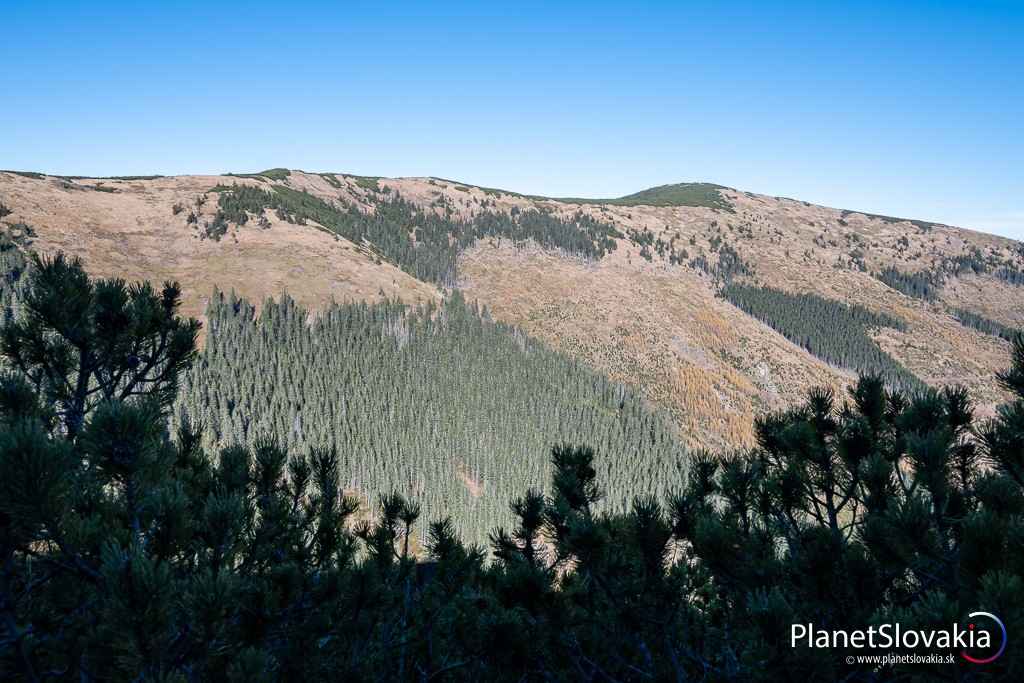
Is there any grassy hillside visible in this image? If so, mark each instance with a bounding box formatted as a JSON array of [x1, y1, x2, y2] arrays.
[[558, 182, 733, 210], [1, 167, 1021, 449], [423, 178, 734, 210]]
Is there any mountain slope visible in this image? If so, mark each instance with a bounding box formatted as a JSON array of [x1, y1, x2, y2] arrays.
[[0, 172, 441, 324], [1, 168, 1020, 448]]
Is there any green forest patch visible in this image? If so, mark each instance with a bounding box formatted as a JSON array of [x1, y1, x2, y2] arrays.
[[556, 182, 734, 211], [178, 291, 688, 546], [721, 283, 922, 390]]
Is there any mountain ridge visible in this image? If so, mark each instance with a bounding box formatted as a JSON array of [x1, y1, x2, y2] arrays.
[[0, 168, 991, 234], [1, 167, 1020, 449]]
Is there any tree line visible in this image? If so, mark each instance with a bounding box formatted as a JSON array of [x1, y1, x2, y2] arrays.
[[872, 265, 941, 301], [952, 307, 1019, 343], [209, 185, 621, 286], [720, 282, 923, 390], [873, 248, 1024, 302]]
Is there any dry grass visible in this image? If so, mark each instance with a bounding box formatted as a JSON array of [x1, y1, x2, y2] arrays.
[[2, 169, 1019, 446], [457, 241, 852, 449], [0, 172, 440, 335]]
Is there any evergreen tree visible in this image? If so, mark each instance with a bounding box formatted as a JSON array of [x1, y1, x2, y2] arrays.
[[670, 365, 1024, 680], [0, 253, 199, 438], [1, 255, 1021, 681]]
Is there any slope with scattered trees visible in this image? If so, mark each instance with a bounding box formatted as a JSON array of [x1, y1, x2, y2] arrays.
[[210, 184, 621, 285], [720, 282, 922, 389], [2, 168, 1021, 452], [952, 307, 1019, 342]]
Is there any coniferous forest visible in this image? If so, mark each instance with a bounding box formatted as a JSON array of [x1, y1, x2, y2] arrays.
[[175, 290, 686, 546], [720, 283, 923, 389], [1, 254, 1023, 682]]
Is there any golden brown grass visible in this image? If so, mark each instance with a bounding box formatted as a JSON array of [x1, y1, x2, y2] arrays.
[[1, 169, 1019, 446]]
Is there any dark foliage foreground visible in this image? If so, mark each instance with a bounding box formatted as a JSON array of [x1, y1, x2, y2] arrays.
[[1, 255, 1022, 681]]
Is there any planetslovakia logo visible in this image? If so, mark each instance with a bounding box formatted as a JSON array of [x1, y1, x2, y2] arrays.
[[791, 612, 1007, 664], [961, 612, 1007, 664]]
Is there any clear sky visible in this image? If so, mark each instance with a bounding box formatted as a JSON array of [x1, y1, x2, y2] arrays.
[[2, 1, 1022, 238]]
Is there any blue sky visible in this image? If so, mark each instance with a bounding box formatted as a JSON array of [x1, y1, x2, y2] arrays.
[[2, 1, 1022, 238]]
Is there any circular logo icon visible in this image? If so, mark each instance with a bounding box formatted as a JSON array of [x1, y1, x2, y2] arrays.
[[961, 612, 1007, 664]]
